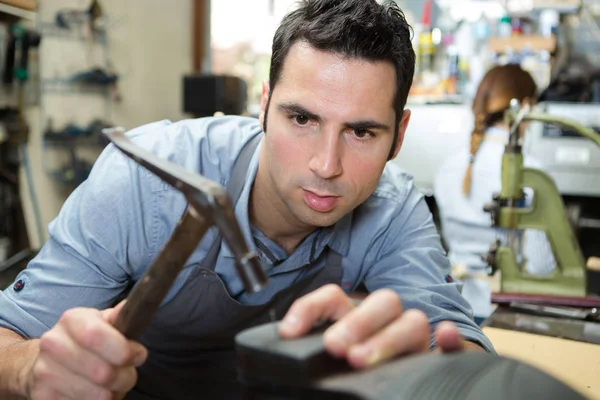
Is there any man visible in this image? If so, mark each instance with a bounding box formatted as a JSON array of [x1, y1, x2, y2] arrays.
[[0, 0, 494, 399]]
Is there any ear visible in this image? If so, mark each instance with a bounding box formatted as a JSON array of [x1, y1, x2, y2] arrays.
[[259, 80, 270, 131], [390, 109, 411, 159]]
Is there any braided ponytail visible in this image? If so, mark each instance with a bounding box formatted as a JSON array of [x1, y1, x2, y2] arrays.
[[461, 64, 538, 197], [462, 113, 487, 195]]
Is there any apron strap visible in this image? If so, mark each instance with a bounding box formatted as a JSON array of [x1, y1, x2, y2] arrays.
[[203, 133, 263, 268], [226, 134, 263, 204]]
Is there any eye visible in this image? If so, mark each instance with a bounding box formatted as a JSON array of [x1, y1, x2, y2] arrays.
[[293, 114, 309, 125], [354, 128, 374, 139]]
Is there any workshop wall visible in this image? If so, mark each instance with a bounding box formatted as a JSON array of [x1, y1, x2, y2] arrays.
[[19, 0, 193, 248]]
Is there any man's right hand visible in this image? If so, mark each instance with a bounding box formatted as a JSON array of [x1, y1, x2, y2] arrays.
[[25, 302, 147, 400]]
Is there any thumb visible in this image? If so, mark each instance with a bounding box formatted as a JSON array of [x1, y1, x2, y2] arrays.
[[101, 299, 127, 324], [100, 300, 148, 368], [434, 321, 464, 353]]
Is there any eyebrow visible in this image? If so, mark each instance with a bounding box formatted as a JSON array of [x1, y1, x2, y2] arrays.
[[277, 102, 321, 122], [277, 102, 391, 131], [346, 119, 390, 132]]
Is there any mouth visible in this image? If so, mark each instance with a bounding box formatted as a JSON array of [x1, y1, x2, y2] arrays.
[[302, 189, 340, 213]]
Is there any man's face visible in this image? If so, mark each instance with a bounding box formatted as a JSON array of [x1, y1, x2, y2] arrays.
[[257, 42, 410, 230]]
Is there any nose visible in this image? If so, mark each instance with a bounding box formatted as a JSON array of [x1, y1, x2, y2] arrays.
[[308, 129, 343, 179]]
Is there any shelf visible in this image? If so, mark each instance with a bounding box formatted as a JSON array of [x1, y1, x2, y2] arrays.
[[532, 0, 581, 14], [407, 94, 465, 105], [0, 1, 35, 20], [487, 35, 557, 54], [43, 135, 108, 148], [0, 0, 36, 10], [38, 21, 106, 43], [41, 79, 112, 95]]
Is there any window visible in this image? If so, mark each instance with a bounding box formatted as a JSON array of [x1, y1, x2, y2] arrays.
[[211, 0, 298, 115]]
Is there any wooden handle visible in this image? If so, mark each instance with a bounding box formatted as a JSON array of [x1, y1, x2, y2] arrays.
[[113, 208, 210, 340], [587, 257, 600, 272]]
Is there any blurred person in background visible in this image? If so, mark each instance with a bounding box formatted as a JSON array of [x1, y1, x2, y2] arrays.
[[434, 64, 556, 324]]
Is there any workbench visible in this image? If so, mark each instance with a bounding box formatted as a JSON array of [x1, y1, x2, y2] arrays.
[[484, 327, 600, 400]]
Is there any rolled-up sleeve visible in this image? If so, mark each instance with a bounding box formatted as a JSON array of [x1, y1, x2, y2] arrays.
[[0, 122, 168, 339], [363, 187, 495, 353]]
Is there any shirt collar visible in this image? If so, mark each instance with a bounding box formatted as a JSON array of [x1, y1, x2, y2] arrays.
[[326, 211, 352, 256], [485, 126, 509, 143]]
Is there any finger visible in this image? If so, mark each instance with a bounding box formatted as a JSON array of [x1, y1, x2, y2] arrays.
[[101, 301, 148, 367], [347, 309, 430, 369], [322, 289, 403, 357], [60, 308, 147, 367], [587, 257, 600, 270], [434, 321, 464, 353], [100, 300, 127, 324], [29, 356, 111, 400], [39, 326, 139, 392], [279, 284, 355, 338], [107, 366, 138, 393]]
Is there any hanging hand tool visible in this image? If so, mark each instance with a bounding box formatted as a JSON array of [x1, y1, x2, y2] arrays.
[[102, 127, 268, 340], [3, 24, 41, 86]]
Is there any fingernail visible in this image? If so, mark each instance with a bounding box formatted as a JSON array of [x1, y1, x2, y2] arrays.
[[323, 324, 353, 349], [350, 345, 380, 367], [279, 314, 300, 334], [365, 348, 382, 366]]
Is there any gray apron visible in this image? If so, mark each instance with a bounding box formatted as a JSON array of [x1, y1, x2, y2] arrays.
[[125, 135, 344, 399]]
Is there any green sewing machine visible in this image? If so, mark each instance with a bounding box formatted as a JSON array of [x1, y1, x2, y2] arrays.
[[483, 99, 600, 297]]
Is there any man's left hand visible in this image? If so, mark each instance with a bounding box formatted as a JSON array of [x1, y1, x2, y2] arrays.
[[279, 284, 483, 369]]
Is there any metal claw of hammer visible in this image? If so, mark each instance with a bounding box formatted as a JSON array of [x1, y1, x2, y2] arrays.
[[102, 127, 269, 340]]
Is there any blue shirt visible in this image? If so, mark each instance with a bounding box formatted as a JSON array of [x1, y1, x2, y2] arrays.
[[0, 116, 494, 352], [434, 126, 556, 317]]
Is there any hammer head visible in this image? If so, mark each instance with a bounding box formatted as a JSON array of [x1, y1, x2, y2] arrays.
[[103, 126, 268, 294]]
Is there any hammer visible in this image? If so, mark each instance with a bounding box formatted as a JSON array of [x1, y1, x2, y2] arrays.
[[102, 127, 268, 340]]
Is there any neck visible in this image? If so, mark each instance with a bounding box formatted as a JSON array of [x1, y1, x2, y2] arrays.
[[491, 121, 525, 138], [250, 165, 316, 255]]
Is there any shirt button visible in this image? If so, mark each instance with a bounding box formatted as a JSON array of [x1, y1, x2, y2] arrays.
[[13, 279, 25, 292]]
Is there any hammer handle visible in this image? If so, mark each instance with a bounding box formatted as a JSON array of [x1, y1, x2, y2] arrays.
[[113, 208, 210, 340]]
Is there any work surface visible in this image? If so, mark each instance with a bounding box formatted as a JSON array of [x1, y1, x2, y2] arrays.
[[483, 327, 600, 400]]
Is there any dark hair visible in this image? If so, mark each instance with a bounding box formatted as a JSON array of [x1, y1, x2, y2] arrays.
[[265, 0, 415, 159], [462, 64, 537, 195]]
